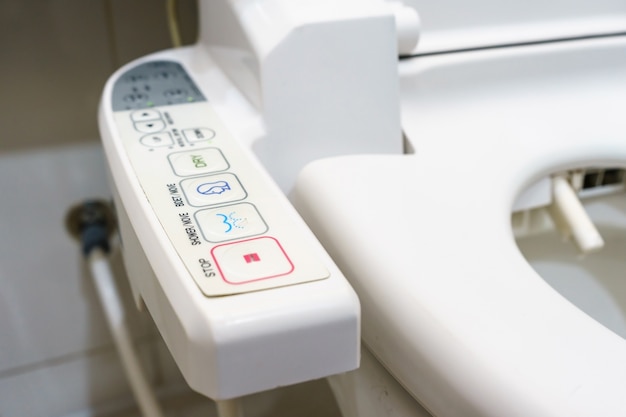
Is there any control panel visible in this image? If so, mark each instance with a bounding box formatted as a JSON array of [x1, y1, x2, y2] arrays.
[[110, 60, 329, 296], [100, 55, 359, 400]]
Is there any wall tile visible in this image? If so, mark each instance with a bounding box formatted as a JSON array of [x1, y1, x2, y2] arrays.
[[0, 0, 113, 151], [0, 339, 181, 417], [0, 144, 156, 374]]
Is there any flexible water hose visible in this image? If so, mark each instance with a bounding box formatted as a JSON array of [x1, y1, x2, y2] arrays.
[[67, 200, 245, 417], [88, 248, 166, 417]]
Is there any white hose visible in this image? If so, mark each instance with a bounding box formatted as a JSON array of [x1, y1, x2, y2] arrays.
[[88, 248, 166, 417]]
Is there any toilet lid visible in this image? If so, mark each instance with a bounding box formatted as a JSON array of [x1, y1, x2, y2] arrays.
[[403, 0, 626, 54], [293, 38, 626, 416]]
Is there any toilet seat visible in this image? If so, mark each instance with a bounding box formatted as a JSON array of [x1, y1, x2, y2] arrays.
[[292, 37, 626, 417]]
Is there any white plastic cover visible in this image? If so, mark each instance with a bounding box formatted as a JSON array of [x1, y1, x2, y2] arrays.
[[400, 0, 626, 53]]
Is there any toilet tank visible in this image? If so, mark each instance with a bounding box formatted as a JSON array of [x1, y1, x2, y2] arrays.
[[402, 0, 626, 54]]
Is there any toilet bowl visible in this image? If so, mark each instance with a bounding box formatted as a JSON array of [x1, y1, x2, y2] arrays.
[[291, 36, 626, 416]]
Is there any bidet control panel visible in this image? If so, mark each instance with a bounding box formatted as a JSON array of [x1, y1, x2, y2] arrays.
[[109, 60, 329, 296]]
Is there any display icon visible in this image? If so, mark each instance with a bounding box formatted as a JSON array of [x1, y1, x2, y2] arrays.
[[195, 203, 267, 242], [196, 180, 231, 196], [243, 253, 261, 263], [216, 211, 247, 233]]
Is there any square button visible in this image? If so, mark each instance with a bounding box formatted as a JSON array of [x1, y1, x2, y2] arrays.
[[168, 148, 229, 177], [195, 203, 267, 243], [211, 237, 294, 284], [181, 173, 247, 207]]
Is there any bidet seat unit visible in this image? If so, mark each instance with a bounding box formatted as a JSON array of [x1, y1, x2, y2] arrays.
[[97, 0, 408, 401], [98, 0, 626, 413]]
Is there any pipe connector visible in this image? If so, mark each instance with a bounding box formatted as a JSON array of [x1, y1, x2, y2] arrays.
[[65, 200, 116, 256], [549, 175, 604, 254]]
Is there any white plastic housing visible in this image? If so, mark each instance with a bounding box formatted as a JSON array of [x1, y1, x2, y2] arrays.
[[98, 49, 360, 399], [401, 0, 626, 53], [198, 0, 403, 191]]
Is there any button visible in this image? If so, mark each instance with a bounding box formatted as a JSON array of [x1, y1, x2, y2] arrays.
[[211, 237, 294, 284], [131, 109, 161, 122], [140, 132, 173, 147], [195, 203, 267, 243], [183, 128, 216, 143], [134, 120, 166, 133], [168, 148, 229, 176], [181, 173, 246, 207]]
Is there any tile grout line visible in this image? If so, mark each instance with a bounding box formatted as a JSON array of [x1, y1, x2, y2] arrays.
[[0, 334, 161, 380]]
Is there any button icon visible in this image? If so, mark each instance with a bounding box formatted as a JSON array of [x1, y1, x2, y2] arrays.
[[195, 203, 267, 242], [164, 88, 188, 99], [181, 173, 246, 207], [134, 120, 166, 133], [243, 253, 261, 263], [183, 128, 216, 143], [215, 211, 246, 233], [210, 237, 294, 284], [140, 132, 173, 147], [153, 70, 177, 80], [197, 180, 230, 196], [168, 148, 229, 177], [131, 109, 161, 122], [124, 93, 148, 103]]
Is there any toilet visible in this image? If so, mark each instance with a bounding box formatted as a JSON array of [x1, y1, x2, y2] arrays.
[[98, 0, 626, 414], [291, 25, 626, 417]]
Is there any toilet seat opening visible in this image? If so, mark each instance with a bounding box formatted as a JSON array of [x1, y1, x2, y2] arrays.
[[512, 167, 626, 340]]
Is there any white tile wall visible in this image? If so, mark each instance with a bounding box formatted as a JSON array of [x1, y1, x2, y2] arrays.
[[0, 339, 180, 417], [0, 144, 341, 417], [0, 145, 144, 372], [0, 144, 181, 416]]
